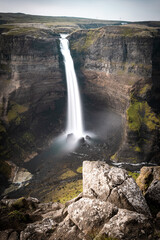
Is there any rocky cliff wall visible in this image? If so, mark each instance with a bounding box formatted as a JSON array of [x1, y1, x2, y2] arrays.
[[0, 29, 66, 165], [69, 25, 160, 164]]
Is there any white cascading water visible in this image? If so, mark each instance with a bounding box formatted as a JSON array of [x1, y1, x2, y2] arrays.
[[60, 34, 84, 139]]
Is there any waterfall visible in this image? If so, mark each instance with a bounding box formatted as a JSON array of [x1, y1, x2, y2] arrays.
[[60, 34, 84, 139]]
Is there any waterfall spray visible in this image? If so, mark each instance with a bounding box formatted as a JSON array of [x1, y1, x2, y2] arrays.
[[60, 34, 84, 140]]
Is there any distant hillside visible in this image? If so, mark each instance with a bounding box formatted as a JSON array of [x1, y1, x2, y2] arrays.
[[132, 21, 160, 28], [0, 12, 129, 29]]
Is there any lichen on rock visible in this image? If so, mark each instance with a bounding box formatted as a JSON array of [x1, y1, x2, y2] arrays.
[[0, 161, 157, 239]]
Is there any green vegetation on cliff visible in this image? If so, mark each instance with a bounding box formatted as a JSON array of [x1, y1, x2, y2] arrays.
[[82, 29, 103, 50], [76, 166, 82, 173], [121, 25, 159, 37], [128, 171, 140, 181], [7, 102, 28, 124], [139, 84, 151, 96], [59, 169, 77, 180], [134, 146, 141, 152], [22, 132, 35, 145], [71, 28, 104, 52], [127, 100, 142, 131], [8, 210, 28, 222], [12, 197, 27, 209], [44, 179, 82, 203], [5, 27, 39, 36], [127, 98, 160, 132]]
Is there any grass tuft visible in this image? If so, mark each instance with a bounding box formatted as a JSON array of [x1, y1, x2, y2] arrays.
[[76, 166, 82, 173], [128, 171, 140, 181], [59, 169, 77, 180], [44, 180, 82, 204], [7, 102, 28, 123]]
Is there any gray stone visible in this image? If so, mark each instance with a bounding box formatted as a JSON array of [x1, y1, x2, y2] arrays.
[[83, 161, 151, 217], [83, 161, 111, 200], [65, 192, 83, 207], [52, 202, 64, 211], [96, 209, 153, 240], [68, 197, 118, 235], [42, 208, 67, 223], [49, 217, 82, 240], [20, 218, 57, 240]]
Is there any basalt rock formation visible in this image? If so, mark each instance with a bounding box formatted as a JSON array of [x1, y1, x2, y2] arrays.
[[0, 26, 69, 196], [69, 25, 160, 164], [0, 28, 66, 178], [0, 161, 160, 240]]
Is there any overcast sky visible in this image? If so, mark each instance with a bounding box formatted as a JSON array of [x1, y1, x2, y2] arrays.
[[0, 0, 160, 21]]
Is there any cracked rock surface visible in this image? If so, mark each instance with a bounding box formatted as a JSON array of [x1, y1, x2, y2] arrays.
[[0, 161, 159, 240], [83, 161, 151, 216]]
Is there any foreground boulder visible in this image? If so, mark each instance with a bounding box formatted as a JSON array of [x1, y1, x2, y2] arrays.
[[0, 161, 158, 240], [83, 161, 151, 216], [68, 198, 118, 236], [136, 166, 160, 216], [96, 209, 152, 240]]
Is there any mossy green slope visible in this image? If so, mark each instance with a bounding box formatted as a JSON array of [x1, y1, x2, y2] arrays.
[[127, 98, 160, 132], [44, 179, 82, 204], [7, 102, 28, 124], [71, 29, 104, 52]]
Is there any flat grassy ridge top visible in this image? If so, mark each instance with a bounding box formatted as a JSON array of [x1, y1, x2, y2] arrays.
[[0, 13, 129, 36], [0, 23, 59, 37], [1, 13, 160, 37], [0, 12, 128, 25], [101, 24, 160, 38]]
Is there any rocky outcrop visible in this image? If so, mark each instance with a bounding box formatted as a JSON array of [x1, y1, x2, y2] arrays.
[[136, 166, 160, 215], [68, 198, 118, 235], [83, 161, 151, 216], [96, 209, 152, 240], [1, 161, 158, 240], [0, 28, 66, 167], [69, 25, 160, 164]]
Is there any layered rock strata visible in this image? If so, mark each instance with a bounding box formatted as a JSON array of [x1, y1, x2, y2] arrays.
[[69, 25, 160, 164], [0, 29, 66, 167]]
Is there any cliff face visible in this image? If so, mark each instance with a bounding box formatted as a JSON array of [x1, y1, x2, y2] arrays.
[[0, 29, 66, 164], [0, 24, 160, 167], [69, 25, 160, 164]]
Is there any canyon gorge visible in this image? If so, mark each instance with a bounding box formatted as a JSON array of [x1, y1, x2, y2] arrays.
[[0, 13, 160, 240]]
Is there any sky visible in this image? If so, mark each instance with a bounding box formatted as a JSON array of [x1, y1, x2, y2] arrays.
[[0, 0, 160, 22]]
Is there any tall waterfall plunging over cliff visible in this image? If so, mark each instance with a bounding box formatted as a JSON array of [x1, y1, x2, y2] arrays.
[[60, 34, 84, 139]]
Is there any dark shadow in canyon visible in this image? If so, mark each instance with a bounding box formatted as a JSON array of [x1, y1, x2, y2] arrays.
[[4, 101, 123, 201]]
